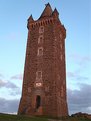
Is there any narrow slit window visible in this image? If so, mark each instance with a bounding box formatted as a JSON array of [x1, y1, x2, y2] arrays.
[[60, 54, 63, 60], [60, 33, 62, 39], [36, 71, 42, 80], [38, 35, 43, 44], [60, 44, 62, 49], [37, 47, 43, 56], [39, 26, 44, 34]]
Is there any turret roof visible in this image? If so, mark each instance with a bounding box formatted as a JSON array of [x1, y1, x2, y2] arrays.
[[39, 3, 53, 19]]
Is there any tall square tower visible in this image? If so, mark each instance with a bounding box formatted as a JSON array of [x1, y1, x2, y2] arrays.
[[18, 3, 68, 117]]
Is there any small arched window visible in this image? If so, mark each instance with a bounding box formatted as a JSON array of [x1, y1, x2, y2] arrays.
[[39, 26, 44, 34], [38, 35, 43, 44], [60, 54, 63, 60], [37, 47, 43, 56], [36, 71, 42, 80], [60, 33, 62, 39]]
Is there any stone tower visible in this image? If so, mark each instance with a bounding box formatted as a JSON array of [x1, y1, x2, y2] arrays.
[[18, 3, 68, 117]]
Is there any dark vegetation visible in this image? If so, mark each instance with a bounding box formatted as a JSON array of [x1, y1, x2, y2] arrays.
[[0, 113, 91, 121]]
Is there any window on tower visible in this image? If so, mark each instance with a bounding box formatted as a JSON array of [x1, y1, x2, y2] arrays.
[[60, 33, 62, 39], [60, 44, 62, 50], [61, 86, 64, 97], [36, 71, 42, 80], [38, 35, 43, 44], [39, 26, 44, 33], [28, 87, 31, 93], [60, 54, 63, 60], [45, 86, 49, 92], [37, 47, 43, 56]]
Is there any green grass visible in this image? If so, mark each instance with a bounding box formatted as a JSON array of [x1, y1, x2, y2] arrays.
[[0, 113, 47, 121], [0, 113, 91, 121], [62, 116, 91, 121]]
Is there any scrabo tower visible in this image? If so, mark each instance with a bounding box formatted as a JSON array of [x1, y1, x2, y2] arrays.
[[18, 3, 68, 117]]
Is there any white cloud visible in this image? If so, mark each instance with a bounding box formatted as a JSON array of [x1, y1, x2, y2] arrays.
[[0, 79, 21, 97], [0, 73, 4, 78], [0, 97, 19, 114], [0, 79, 18, 89], [67, 71, 89, 81], [11, 74, 23, 80], [67, 83, 91, 115]]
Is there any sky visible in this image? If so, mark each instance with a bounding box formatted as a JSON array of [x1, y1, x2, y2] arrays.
[[0, 0, 91, 115]]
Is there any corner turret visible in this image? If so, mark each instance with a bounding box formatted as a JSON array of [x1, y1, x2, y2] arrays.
[[39, 3, 53, 19], [27, 15, 34, 29], [52, 8, 59, 18]]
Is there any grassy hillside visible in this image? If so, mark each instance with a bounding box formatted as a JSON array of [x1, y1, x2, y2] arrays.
[[0, 113, 91, 121], [0, 114, 47, 121]]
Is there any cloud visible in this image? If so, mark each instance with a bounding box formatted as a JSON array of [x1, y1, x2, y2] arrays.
[[69, 54, 91, 68], [83, 56, 91, 62], [67, 54, 90, 83], [0, 79, 21, 96], [69, 54, 91, 62], [67, 71, 89, 81], [0, 79, 18, 89], [0, 97, 19, 114], [0, 82, 91, 115], [0, 73, 4, 78], [67, 83, 91, 115], [9, 88, 21, 96], [11, 74, 23, 80]]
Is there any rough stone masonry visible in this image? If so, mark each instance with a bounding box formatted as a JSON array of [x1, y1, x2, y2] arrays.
[[18, 3, 68, 117]]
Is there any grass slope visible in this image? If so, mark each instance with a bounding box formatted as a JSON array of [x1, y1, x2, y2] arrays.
[[0, 113, 91, 121], [0, 114, 47, 121]]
